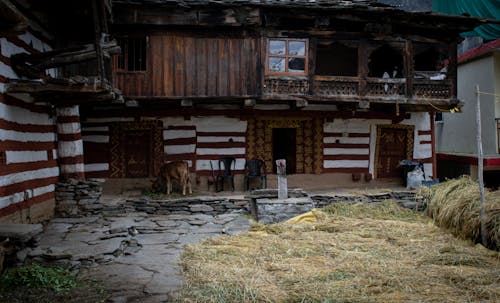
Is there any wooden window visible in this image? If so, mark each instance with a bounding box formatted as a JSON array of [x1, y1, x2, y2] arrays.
[[114, 37, 147, 71], [266, 38, 308, 76]]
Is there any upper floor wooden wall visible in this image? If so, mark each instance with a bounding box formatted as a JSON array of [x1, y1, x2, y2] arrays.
[[114, 33, 260, 98]]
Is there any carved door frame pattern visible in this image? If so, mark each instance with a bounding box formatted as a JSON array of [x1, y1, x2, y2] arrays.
[[246, 116, 323, 174], [374, 124, 414, 178], [110, 120, 163, 178]]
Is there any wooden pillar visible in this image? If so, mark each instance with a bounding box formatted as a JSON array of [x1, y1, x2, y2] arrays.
[[56, 106, 85, 180], [449, 42, 458, 99], [358, 39, 368, 98], [405, 40, 414, 98], [430, 111, 437, 179]]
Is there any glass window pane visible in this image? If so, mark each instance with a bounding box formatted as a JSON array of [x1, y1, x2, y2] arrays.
[[288, 58, 305, 73], [269, 57, 286, 72], [269, 40, 286, 55], [288, 41, 305, 56]]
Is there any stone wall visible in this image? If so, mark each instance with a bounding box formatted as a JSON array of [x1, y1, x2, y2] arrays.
[[55, 179, 104, 217]]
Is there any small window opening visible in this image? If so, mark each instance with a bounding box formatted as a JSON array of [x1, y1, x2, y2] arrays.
[[315, 41, 358, 76], [435, 112, 443, 122], [414, 43, 449, 80], [115, 37, 147, 71], [368, 44, 404, 78]]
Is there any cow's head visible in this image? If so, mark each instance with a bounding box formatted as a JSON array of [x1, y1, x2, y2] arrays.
[[151, 178, 165, 193]]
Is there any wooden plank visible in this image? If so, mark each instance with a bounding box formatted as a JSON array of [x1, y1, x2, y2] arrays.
[[218, 38, 229, 96], [150, 35, 163, 96], [229, 39, 239, 96], [207, 38, 218, 96], [196, 38, 207, 96], [184, 37, 195, 96], [358, 38, 368, 97], [174, 35, 185, 96], [405, 40, 413, 97]]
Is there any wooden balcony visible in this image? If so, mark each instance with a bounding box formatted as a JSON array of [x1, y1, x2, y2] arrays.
[[263, 75, 453, 105]]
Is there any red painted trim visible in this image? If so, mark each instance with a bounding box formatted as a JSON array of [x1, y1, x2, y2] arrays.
[[0, 192, 55, 218], [420, 140, 432, 145], [196, 142, 246, 148], [323, 143, 370, 149], [164, 154, 196, 162], [0, 176, 58, 197], [323, 132, 370, 137], [0, 140, 56, 151], [0, 119, 55, 133], [82, 131, 109, 136], [323, 154, 370, 160], [56, 116, 80, 123], [437, 153, 500, 167], [197, 132, 245, 137], [83, 141, 109, 149], [58, 155, 84, 165], [322, 168, 369, 173], [57, 133, 82, 141], [458, 38, 500, 64], [81, 122, 110, 128], [0, 94, 50, 113], [0, 160, 57, 177], [418, 130, 432, 136], [27, 26, 53, 46], [164, 137, 196, 145], [0, 53, 10, 66], [166, 125, 196, 130], [85, 170, 110, 178], [6, 36, 41, 55], [0, 75, 9, 83], [195, 154, 245, 160]]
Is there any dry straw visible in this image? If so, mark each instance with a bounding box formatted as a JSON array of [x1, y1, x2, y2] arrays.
[[176, 200, 499, 302], [419, 176, 500, 250]]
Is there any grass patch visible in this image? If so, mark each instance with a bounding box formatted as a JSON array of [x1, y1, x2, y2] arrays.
[[0, 263, 76, 293], [176, 202, 500, 303], [0, 263, 108, 303]]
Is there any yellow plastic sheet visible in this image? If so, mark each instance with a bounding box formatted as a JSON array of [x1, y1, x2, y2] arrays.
[[286, 208, 325, 224]]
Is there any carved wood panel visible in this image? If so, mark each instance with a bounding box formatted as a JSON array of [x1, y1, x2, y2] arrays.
[[375, 124, 414, 179]]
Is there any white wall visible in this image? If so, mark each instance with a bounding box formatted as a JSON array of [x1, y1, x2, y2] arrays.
[[436, 55, 498, 155]]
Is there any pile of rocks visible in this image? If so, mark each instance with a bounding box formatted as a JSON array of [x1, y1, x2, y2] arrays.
[[55, 179, 104, 217]]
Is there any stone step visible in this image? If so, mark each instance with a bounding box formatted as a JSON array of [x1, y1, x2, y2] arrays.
[[0, 224, 43, 242]]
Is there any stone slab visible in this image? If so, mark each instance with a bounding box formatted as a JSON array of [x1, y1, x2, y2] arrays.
[[0, 223, 43, 242]]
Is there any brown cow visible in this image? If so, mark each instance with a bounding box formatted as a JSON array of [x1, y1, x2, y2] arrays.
[[153, 161, 192, 195]]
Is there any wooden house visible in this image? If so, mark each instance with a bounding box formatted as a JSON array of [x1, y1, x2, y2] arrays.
[[0, 0, 492, 221]]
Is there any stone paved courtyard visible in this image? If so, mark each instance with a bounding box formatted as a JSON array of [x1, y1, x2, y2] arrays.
[[23, 194, 252, 303]]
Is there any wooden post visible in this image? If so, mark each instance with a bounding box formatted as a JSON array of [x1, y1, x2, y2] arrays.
[[475, 84, 487, 246], [92, 0, 106, 81]]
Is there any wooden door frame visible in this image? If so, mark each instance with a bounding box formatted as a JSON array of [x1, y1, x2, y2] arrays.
[[109, 120, 163, 178], [374, 124, 414, 179]]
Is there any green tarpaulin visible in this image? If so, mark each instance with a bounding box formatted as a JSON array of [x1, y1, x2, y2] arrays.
[[433, 0, 500, 40]]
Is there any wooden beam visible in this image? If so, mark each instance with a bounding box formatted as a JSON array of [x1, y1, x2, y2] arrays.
[[10, 42, 120, 78], [0, 0, 27, 36]]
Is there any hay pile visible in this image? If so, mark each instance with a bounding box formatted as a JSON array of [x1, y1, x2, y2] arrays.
[[420, 176, 500, 250], [177, 201, 499, 302]]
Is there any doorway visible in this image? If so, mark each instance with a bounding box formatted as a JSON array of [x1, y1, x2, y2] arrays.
[[272, 128, 296, 174], [124, 129, 152, 177], [376, 126, 413, 178]]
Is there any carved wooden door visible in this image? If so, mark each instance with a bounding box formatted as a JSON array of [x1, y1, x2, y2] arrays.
[[124, 130, 151, 177], [377, 128, 407, 178]]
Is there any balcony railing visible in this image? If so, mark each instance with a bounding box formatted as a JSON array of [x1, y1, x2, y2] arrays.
[[263, 75, 452, 101]]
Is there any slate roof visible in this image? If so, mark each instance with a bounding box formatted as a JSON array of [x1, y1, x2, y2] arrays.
[[113, 0, 392, 10]]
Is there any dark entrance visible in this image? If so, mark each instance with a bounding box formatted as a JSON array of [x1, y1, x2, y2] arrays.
[[376, 127, 408, 178], [272, 128, 296, 174], [124, 130, 151, 177]]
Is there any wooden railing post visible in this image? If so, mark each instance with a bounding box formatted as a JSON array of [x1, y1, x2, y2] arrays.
[[405, 40, 413, 99]]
